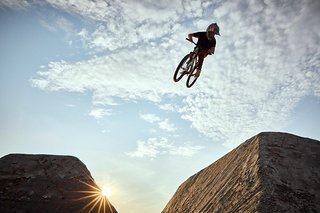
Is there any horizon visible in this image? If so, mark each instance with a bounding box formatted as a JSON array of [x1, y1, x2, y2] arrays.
[[1, 0, 320, 212]]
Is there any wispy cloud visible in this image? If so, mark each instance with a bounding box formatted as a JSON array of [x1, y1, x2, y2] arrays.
[[140, 114, 161, 123], [126, 137, 204, 158], [177, 0, 320, 146], [39, 16, 76, 43], [158, 119, 177, 132], [21, 0, 320, 147], [0, 0, 30, 10], [88, 108, 112, 119], [66, 104, 75, 107], [168, 145, 204, 157], [140, 114, 177, 133]]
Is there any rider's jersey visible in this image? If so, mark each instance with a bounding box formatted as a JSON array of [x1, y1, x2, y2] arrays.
[[191, 32, 216, 50]]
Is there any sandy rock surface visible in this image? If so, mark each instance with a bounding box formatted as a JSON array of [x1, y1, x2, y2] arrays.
[[0, 154, 117, 213], [162, 132, 320, 213]]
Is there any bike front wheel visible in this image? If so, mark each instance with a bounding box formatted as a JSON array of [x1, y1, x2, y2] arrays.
[[186, 62, 199, 88], [173, 54, 190, 82]]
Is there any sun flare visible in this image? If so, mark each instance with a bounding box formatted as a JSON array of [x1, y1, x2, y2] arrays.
[[102, 186, 111, 197], [74, 179, 115, 213]]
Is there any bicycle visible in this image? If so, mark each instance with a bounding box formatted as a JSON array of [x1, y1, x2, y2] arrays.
[[173, 38, 201, 88]]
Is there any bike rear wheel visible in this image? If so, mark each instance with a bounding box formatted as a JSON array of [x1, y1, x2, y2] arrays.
[[186, 60, 199, 88], [173, 54, 190, 82]]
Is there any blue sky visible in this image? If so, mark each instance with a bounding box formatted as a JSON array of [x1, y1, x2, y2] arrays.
[[1, 0, 320, 212]]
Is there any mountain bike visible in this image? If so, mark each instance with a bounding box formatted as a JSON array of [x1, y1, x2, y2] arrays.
[[173, 38, 200, 88]]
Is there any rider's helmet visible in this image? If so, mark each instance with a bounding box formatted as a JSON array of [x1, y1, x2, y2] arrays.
[[206, 23, 220, 40]]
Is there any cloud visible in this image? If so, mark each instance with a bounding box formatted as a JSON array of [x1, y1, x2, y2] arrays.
[[27, 0, 320, 148], [41, 0, 185, 52], [0, 0, 30, 9], [39, 16, 77, 43], [55, 16, 77, 39], [30, 46, 187, 106], [65, 104, 75, 107], [177, 0, 320, 146], [140, 114, 177, 132], [140, 114, 161, 123], [158, 119, 177, 132], [88, 108, 112, 119], [158, 104, 176, 112], [169, 145, 204, 157], [126, 137, 204, 158]]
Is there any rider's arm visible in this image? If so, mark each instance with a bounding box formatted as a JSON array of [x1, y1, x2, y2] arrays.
[[208, 39, 216, 55], [208, 47, 215, 54], [188, 33, 194, 42]]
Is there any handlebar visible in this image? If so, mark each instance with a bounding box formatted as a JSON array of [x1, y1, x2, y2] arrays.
[[186, 38, 197, 45]]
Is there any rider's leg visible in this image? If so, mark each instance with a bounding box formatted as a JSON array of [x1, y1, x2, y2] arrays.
[[195, 50, 208, 77], [198, 50, 209, 70]]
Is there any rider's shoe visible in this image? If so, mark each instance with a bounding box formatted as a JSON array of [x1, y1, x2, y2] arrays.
[[195, 69, 201, 78]]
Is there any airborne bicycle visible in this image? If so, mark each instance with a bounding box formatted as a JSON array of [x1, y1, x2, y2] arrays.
[[173, 38, 202, 88]]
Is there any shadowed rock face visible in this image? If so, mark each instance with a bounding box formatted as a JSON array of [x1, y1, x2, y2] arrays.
[[0, 154, 117, 213], [162, 132, 320, 213]]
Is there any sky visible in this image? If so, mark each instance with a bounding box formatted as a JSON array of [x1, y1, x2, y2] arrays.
[[0, 0, 319, 212]]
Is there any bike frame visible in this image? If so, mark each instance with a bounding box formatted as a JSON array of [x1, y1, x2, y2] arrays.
[[185, 39, 199, 74], [173, 38, 201, 87]]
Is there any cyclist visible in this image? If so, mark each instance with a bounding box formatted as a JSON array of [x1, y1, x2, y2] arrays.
[[187, 23, 220, 77]]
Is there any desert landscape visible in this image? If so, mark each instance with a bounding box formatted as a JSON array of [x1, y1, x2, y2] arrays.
[[1, 132, 319, 212]]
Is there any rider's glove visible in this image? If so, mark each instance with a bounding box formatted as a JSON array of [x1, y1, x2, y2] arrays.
[[207, 49, 214, 55]]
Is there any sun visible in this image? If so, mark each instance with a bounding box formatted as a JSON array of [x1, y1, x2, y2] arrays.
[[73, 180, 115, 213], [101, 186, 111, 198]]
